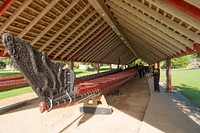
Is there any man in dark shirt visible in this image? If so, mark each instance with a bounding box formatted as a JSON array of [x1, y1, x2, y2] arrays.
[[153, 68, 160, 92]]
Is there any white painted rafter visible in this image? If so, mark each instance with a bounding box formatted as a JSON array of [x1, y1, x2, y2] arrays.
[[109, 0, 193, 49]]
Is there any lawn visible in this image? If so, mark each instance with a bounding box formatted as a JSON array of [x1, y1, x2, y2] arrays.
[[0, 65, 115, 99], [160, 69, 200, 107], [0, 70, 21, 77]]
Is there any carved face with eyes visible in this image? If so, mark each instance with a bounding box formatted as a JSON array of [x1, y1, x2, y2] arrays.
[[2, 33, 18, 58]]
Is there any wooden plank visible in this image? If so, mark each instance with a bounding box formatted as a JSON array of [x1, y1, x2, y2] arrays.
[[38, 4, 90, 52], [30, 0, 79, 46], [123, 0, 200, 43], [109, 0, 193, 48], [61, 22, 106, 60], [88, 0, 138, 58], [18, 0, 59, 37], [108, 4, 186, 51], [0, 0, 32, 34], [146, 0, 200, 30], [54, 16, 102, 59], [48, 10, 97, 56], [82, 32, 116, 61]]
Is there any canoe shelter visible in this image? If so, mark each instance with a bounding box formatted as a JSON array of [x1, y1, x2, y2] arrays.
[[0, 0, 200, 92]]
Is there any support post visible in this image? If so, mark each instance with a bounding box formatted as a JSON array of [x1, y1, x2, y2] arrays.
[[96, 63, 99, 74], [117, 58, 120, 69], [70, 61, 74, 70], [110, 64, 112, 70], [157, 62, 160, 69], [166, 58, 172, 92]]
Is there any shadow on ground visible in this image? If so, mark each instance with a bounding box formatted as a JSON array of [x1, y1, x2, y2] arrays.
[[174, 84, 200, 108], [105, 77, 150, 121]]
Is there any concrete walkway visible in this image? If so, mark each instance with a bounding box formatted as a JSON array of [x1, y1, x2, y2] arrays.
[[0, 77, 199, 133], [140, 78, 200, 133]]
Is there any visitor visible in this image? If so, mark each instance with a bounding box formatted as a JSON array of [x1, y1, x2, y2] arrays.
[[153, 68, 160, 92]]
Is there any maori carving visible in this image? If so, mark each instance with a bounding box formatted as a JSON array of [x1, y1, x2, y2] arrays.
[[2, 33, 76, 105]]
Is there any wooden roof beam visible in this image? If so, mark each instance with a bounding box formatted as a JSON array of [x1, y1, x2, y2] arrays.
[[88, 0, 138, 58], [102, 45, 128, 63], [0, 0, 32, 34], [123, 0, 200, 43], [135, 45, 160, 63], [79, 30, 114, 61], [120, 22, 175, 56], [18, 0, 59, 37], [0, 0, 15, 16], [62, 22, 107, 60], [30, 0, 79, 46], [55, 16, 102, 59], [96, 42, 122, 62], [39, 4, 90, 52], [108, 5, 186, 52], [89, 38, 119, 62], [49, 10, 97, 56], [146, 0, 200, 30], [184, 0, 200, 9], [83, 33, 117, 61], [123, 28, 173, 56], [117, 17, 180, 54], [109, 0, 193, 49], [126, 32, 166, 60], [69, 26, 110, 61]]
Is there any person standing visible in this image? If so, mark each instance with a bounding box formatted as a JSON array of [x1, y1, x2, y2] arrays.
[[153, 68, 160, 92], [138, 67, 143, 79]]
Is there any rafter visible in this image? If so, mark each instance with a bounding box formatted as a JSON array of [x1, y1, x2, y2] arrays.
[[48, 10, 97, 56], [108, 4, 186, 52], [123, 0, 200, 43], [67, 24, 108, 59], [88, 0, 138, 58], [69, 26, 110, 61], [18, 0, 59, 37], [61, 22, 107, 60], [30, 0, 79, 46], [108, 0, 193, 48], [0, 0, 32, 34], [104, 46, 127, 63], [73, 27, 112, 61], [81, 31, 115, 61], [89, 37, 119, 62], [126, 32, 166, 59], [97, 42, 122, 62], [119, 21, 175, 56], [38, 4, 90, 52], [54, 16, 102, 59], [117, 17, 180, 54], [96, 41, 122, 62], [146, 0, 200, 30]]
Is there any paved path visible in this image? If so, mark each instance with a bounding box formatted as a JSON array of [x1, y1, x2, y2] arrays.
[[140, 78, 200, 133]]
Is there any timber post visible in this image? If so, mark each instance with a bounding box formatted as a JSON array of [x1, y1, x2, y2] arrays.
[[166, 58, 172, 92]]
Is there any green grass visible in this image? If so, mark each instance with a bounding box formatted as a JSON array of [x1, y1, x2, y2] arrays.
[[160, 69, 200, 107], [0, 70, 21, 77], [0, 86, 33, 100], [0, 66, 115, 99]]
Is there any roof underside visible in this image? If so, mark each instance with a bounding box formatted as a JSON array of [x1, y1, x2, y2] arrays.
[[0, 0, 200, 64]]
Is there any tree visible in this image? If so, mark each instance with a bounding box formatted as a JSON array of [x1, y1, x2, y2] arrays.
[[0, 57, 18, 70], [161, 56, 190, 69]]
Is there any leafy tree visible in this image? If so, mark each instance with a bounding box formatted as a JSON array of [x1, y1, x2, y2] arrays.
[[161, 56, 190, 69], [132, 59, 147, 66], [0, 57, 18, 70]]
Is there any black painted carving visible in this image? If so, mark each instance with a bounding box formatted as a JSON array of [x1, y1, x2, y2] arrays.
[[2, 33, 76, 103]]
